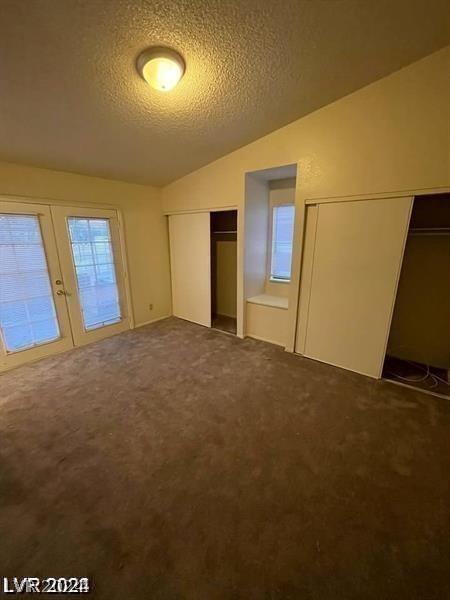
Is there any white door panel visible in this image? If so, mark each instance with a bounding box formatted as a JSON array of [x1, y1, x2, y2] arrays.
[[169, 213, 211, 327], [302, 197, 412, 378]]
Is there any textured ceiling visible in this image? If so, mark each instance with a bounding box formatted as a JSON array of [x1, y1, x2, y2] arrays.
[[0, 0, 449, 186]]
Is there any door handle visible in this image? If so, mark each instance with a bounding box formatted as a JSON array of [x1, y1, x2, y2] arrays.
[[56, 290, 71, 296]]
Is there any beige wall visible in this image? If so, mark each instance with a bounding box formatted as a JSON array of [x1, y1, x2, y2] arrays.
[[265, 280, 290, 298], [162, 46, 450, 351], [244, 174, 270, 300], [162, 46, 450, 213], [388, 235, 450, 369], [246, 303, 289, 347], [2, 47, 449, 357], [0, 161, 172, 326]]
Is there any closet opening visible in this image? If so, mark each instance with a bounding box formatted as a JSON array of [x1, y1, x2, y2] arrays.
[[210, 210, 238, 335], [382, 193, 450, 399]]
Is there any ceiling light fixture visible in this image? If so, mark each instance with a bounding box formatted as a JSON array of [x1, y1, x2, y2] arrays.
[[136, 47, 185, 92]]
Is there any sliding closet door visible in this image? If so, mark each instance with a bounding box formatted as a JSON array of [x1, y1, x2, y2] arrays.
[[51, 206, 131, 346], [0, 202, 73, 370], [302, 197, 412, 378], [169, 212, 211, 327]]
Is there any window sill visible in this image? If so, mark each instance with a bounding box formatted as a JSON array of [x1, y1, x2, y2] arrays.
[[269, 277, 291, 284], [246, 294, 289, 310]]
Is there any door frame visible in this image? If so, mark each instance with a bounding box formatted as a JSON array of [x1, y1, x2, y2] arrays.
[[0, 201, 74, 371], [291, 185, 450, 377], [51, 205, 133, 346], [0, 195, 134, 371], [0, 196, 134, 329], [294, 196, 413, 378], [165, 206, 242, 337]]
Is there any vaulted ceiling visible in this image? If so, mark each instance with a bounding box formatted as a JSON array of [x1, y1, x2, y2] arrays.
[[1, 0, 449, 186]]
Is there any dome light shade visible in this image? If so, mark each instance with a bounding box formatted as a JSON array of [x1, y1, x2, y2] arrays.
[[136, 47, 185, 92]]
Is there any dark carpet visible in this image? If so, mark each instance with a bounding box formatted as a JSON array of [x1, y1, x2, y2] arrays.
[[212, 314, 237, 335], [1, 317, 449, 599]]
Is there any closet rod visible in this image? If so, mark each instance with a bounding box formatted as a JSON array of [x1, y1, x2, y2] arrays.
[[212, 230, 237, 234], [409, 227, 450, 236]]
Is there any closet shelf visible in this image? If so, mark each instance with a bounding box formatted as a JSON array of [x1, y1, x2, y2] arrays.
[[409, 227, 450, 236]]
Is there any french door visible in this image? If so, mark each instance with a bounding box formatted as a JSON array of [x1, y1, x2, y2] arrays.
[[0, 202, 130, 371], [0, 202, 73, 369], [51, 206, 130, 346]]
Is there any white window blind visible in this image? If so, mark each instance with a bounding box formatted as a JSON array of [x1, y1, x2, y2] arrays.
[[270, 204, 295, 280], [67, 217, 121, 331], [0, 214, 60, 353]]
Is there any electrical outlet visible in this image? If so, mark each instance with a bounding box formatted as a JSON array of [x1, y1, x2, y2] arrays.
[[149, 303, 153, 311]]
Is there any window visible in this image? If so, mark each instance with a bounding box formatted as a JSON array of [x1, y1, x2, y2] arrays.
[[67, 217, 121, 331], [270, 204, 295, 281], [0, 214, 60, 352]]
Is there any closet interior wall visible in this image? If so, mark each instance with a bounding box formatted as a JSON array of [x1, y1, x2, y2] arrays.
[[210, 210, 237, 334], [384, 193, 450, 397]]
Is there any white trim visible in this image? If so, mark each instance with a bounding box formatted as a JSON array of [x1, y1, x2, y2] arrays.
[[211, 327, 236, 338], [285, 168, 304, 352], [164, 205, 238, 216], [117, 209, 135, 329], [247, 295, 288, 310], [293, 204, 319, 356], [0, 315, 172, 374], [0, 343, 76, 374], [0, 193, 117, 210], [293, 351, 377, 379], [245, 333, 285, 347], [267, 202, 295, 282], [304, 186, 450, 205], [134, 315, 171, 328], [382, 377, 450, 401], [376, 197, 414, 378]]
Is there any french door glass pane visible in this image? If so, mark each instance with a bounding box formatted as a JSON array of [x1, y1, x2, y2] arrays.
[[0, 214, 60, 353], [67, 218, 121, 331]]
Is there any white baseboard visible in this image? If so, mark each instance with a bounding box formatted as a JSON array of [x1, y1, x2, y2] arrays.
[[245, 333, 285, 347], [134, 315, 171, 328]]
